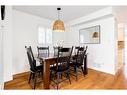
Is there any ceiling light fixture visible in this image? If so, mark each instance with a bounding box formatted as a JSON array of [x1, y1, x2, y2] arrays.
[[53, 7, 65, 32]]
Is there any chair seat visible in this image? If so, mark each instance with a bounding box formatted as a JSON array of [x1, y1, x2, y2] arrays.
[[30, 64, 43, 73], [50, 62, 69, 72], [70, 60, 83, 67], [36, 64, 43, 71]]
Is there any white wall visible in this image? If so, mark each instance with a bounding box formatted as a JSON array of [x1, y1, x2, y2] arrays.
[[0, 21, 4, 88], [2, 6, 13, 82], [52, 31, 66, 46], [65, 8, 117, 75], [12, 10, 53, 75], [0, 20, 4, 88]]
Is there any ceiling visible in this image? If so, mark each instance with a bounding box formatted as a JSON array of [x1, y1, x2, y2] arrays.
[[13, 6, 107, 22], [113, 6, 127, 24]]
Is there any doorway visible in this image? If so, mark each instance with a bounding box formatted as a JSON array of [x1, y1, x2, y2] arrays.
[[117, 23, 125, 70]]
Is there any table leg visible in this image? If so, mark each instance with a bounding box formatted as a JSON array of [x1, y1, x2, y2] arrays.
[[84, 55, 88, 74], [43, 61, 50, 89]]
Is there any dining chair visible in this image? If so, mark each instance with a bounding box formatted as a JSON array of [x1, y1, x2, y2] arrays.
[[50, 46, 73, 89], [70, 46, 87, 81], [37, 46, 49, 58], [85, 46, 88, 53], [74, 46, 80, 55], [25, 46, 43, 89]]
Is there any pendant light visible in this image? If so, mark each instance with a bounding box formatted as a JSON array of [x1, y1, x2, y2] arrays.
[[53, 7, 65, 32]]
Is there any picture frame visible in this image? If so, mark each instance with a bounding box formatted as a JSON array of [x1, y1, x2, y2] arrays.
[[79, 25, 100, 44]]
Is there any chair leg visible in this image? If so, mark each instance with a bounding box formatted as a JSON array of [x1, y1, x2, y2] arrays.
[[74, 66, 78, 81], [60, 73, 62, 79], [56, 73, 60, 89], [81, 66, 85, 77], [56, 84, 59, 90], [28, 72, 32, 84], [33, 73, 37, 89], [66, 71, 71, 84], [41, 71, 43, 79], [31, 73, 36, 89], [38, 71, 41, 77]]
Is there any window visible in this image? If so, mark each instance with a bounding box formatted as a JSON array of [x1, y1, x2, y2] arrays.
[[46, 28, 52, 44], [38, 27, 52, 44]]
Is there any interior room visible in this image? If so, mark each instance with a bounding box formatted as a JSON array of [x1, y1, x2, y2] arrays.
[[0, 6, 126, 89]]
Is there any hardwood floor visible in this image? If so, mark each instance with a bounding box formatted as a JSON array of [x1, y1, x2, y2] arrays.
[[4, 65, 127, 89]]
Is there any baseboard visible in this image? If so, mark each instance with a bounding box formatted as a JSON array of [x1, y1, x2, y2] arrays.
[[13, 71, 30, 79], [4, 71, 30, 85]]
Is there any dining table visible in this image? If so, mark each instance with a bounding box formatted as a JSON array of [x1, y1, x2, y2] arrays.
[[38, 53, 88, 89]]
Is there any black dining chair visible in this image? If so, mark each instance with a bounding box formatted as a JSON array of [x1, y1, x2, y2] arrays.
[[85, 46, 88, 53], [37, 46, 50, 65], [25, 46, 43, 89], [50, 46, 73, 89], [37, 46, 49, 58], [74, 46, 80, 55], [70, 46, 87, 81]]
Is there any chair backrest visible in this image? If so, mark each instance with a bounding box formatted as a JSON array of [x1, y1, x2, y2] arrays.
[[54, 46, 63, 55], [37, 46, 49, 57], [85, 46, 88, 54], [25, 46, 36, 72], [74, 46, 80, 55], [29, 46, 35, 60], [56, 46, 73, 70], [76, 47, 86, 65], [74, 46, 84, 56]]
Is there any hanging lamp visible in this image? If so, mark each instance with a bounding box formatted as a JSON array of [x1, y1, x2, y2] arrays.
[[53, 7, 65, 32]]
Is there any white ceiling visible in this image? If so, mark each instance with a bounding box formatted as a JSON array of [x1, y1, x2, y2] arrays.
[[13, 6, 107, 22]]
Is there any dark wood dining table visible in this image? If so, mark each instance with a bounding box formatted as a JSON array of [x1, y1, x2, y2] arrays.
[[38, 53, 88, 89]]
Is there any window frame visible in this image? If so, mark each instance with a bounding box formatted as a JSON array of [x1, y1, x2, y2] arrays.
[[38, 26, 52, 44]]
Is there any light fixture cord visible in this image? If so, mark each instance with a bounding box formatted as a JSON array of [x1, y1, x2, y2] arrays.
[[58, 9, 60, 20]]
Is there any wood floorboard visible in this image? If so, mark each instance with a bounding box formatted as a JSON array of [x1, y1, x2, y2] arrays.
[[4, 66, 127, 90]]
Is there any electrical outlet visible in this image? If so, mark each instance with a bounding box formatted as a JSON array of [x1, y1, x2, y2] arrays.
[[93, 62, 103, 68]]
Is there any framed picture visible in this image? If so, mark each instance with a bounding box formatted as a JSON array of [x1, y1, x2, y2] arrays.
[[79, 25, 100, 44]]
